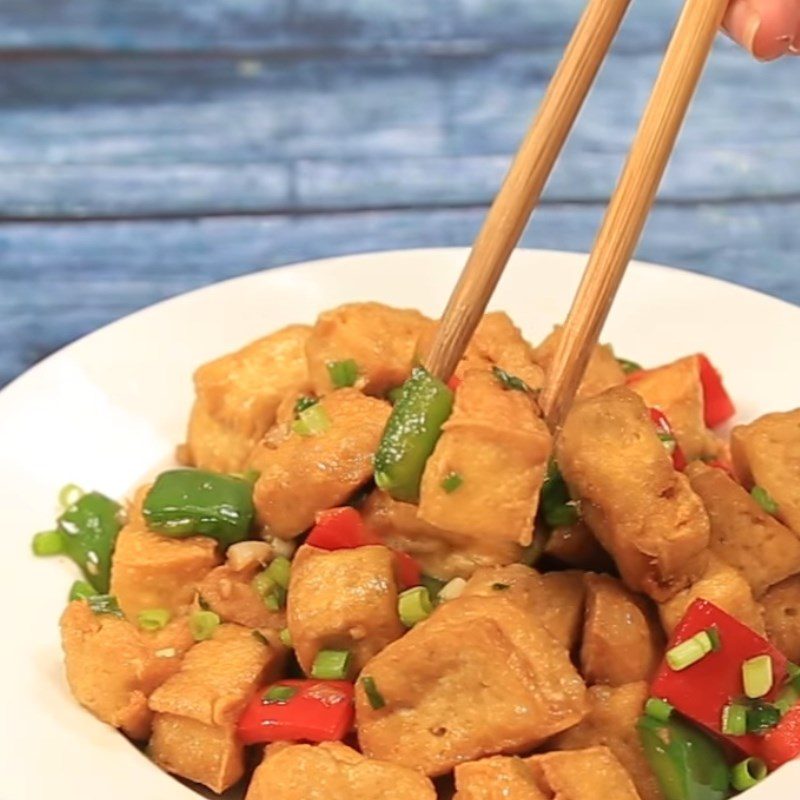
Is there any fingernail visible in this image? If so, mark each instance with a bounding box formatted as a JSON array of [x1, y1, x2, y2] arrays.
[[742, 9, 762, 54]]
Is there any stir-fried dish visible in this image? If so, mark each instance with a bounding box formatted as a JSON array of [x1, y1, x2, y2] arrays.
[[33, 302, 800, 799]]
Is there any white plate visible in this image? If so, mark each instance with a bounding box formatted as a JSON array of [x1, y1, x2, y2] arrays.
[[2, 248, 799, 799]]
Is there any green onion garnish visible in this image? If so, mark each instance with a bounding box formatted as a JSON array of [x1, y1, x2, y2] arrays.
[[645, 697, 674, 722], [707, 625, 722, 652], [327, 359, 359, 389], [491, 365, 531, 393], [721, 703, 747, 736], [541, 461, 580, 528], [252, 570, 276, 598], [279, 627, 293, 648], [361, 676, 386, 710], [263, 586, 287, 611], [398, 586, 433, 628], [68, 580, 97, 602], [266, 556, 291, 590], [730, 757, 767, 791], [751, 486, 779, 515], [32, 529, 65, 557], [294, 395, 319, 416], [441, 472, 463, 494], [438, 577, 467, 602], [617, 358, 643, 375], [666, 630, 714, 671], [189, 610, 220, 641], [58, 483, 85, 509], [87, 594, 123, 618], [745, 700, 781, 734], [292, 404, 331, 437], [743, 654, 774, 699], [420, 575, 445, 605], [311, 649, 352, 680], [262, 684, 297, 704], [137, 608, 171, 632]]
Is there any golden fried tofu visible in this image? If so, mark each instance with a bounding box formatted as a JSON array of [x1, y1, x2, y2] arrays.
[[551, 682, 662, 800], [197, 563, 284, 630], [149, 624, 283, 792], [287, 544, 404, 675], [762, 575, 800, 662], [526, 747, 642, 800], [629, 356, 720, 460], [305, 302, 433, 396], [535, 326, 626, 401], [544, 521, 615, 573], [246, 742, 437, 800], [731, 409, 800, 535], [355, 594, 587, 776], [556, 387, 709, 602], [362, 489, 522, 580], [581, 574, 664, 686], [658, 554, 764, 636], [186, 324, 312, 473], [60, 600, 193, 740], [454, 755, 549, 800], [686, 461, 800, 597], [418, 370, 551, 546], [249, 389, 391, 538]]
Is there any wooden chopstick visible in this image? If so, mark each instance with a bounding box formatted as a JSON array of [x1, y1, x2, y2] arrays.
[[423, 0, 633, 381], [540, 0, 730, 430]]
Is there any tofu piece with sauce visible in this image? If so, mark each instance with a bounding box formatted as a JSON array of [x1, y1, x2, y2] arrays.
[[305, 302, 434, 396], [245, 742, 437, 800], [762, 575, 800, 662], [60, 600, 194, 740], [454, 755, 549, 800], [185, 325, 312, 473], [543, 521, 615, 573], [355, 594, 587, 776], [418, 369, 552, 546], [555, 387, 709, 602], [287, 544, 405, 675], [249, 389, 391, 538], [148, 624, 283, 793]]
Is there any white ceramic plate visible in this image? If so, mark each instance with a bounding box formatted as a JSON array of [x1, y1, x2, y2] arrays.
[[2, 248, 799, 799]]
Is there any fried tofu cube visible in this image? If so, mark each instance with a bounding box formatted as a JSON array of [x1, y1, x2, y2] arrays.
[[249, 389, 391, 538], [287, 544, 404, 675], [535, 326, 626, 401], [762, 575, 800, 662], [731, 409, 800, 535], [686, 461, 800, 597], [60, 600, 193, 740], [544, 521, 615, 573], [556, 387, 709, 601], [418, 370, 551, 546], [305, 302, 433, 396], [197, 563, 284, 630], [245, 742, 437, 800], [551, 682, 661, 800], [581, 574, 664, 686], [148, 624, 283, 792], [355, 594, 587, 776], [658, 554, 765, 636], [186, 325, 312, 473], [362, 489, 522, 580], [629, 355, 720, 460], [454, 755, 549, 800]]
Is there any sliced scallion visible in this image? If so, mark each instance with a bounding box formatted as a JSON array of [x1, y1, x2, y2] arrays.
[[666, 630, 714, 671], [58, 483, 85, 509], [645, 697, 674, 722], [311, 649, 352, 680], [262, 684, 297, 704], [721, 703, 747, 736], [263, 586, 287, 611], [87, 594, 123, 618], [730, 758, 767, 791], [292, 404, 331, 437], [491, 366, 531, 393], [707, 625, 722, 652], [189, 610, 220, 641], [361, 676, 385, 710], [751, 486, 779, 515], [398, 586, 433, 628], [327, 359, 359, 389], [68, 579, 97, 602], [137, 608, 171, 632], [441, 472, 463, 494], [746, 700, 781, 734], [617, 357, 643, 375], [294, 395, 319, 416], [32, 529, 65, 556], [279, 627, 293, 648], [420, 575, 445, 605], [438, 577, 467, 602], [266, 555, 291, 589], [743, 654, 774, 699]]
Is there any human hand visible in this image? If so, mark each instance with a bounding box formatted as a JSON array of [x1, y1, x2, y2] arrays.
[[723, 0, 799, 60]]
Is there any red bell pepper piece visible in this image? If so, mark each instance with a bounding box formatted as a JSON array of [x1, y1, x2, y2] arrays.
[[706, 458, 735, 479], [393, 550, 422, 589], [649, 408, 688, 471], [305, 507, 381, 550], [447, 375, 462, 392], [237, 679, 354, 745], [697, 354, 735, 429], [652, 599, 788, 758], [753, 704, 800, 770]]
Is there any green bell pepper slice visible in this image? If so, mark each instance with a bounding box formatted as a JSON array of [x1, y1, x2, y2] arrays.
[[143, 468, 254, 547], [638, 714, 730, 800], [374, 367, 454, 503], [58, 491, 123, 594]]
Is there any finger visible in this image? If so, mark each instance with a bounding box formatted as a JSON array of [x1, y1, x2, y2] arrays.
[[723, 0, 800, 60], [792, 13, 800, 53]]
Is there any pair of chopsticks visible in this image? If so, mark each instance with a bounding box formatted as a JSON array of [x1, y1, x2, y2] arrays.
[[424, 0, 730, 430]]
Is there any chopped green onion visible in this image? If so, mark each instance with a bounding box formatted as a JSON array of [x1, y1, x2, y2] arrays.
[[137, 608, 171, 631], [751, 486, 779, 515], [361, 676, 386, 710], [68, 580, 97, 602], [438, 577, 467, 602], [263, 586, 287, 611], [541, 461, 580, 528], [154, 647, 177, 658], [645, 697, 674, 722], [58, 483, 85, 509], [398, 586, 433, 628], [743, 654, 774, 699], [252, 570, 276, 598], [617, 358, 643, 375], [327, 359, 359, 389], [491, 365, 532, 393], [292, 404, 331, 437], [721, 703, 747, 736], [706, 625, 722, 652], [189, 610, 220, 641], [32, 529, 65, 556], [666, 631, 714, 671], [311, 649, 352, 680], [730, 757, 767, 791], [266, 555, 291, 589], [441, 472, 463, 494], [279, 627, 293, 648], [262, 684, 297, 704], [294, 395, 319, 416], [746, 700, 781, 734], [545, 503, 580, 528], [252, 630, 269, 646], [87, 594, 123, 618], [420, 575, 445, 605]]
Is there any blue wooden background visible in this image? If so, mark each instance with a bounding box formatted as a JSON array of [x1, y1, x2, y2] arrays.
[[1, 0, 798, 388]]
